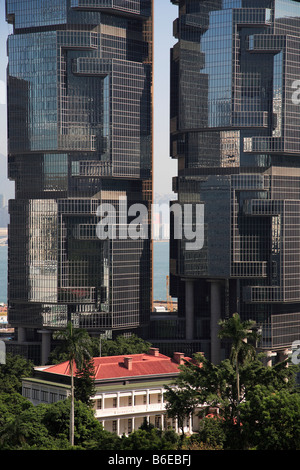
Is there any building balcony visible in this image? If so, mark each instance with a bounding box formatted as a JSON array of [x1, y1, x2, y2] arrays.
[[94, 402, 165, 419]]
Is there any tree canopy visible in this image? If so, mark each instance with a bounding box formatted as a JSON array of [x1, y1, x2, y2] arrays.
[[164, 314, 300, 450]]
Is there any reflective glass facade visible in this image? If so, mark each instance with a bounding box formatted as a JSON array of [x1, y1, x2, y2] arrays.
[[6, 0, 153, 364], [170, 0, 300, 362]]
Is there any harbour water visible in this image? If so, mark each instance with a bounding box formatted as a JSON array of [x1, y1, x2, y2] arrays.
[[0, 241, 169, 304]]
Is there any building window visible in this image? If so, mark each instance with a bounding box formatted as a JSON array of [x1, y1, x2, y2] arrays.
[[32, 389, 39, 400], [155, 415, 161, 428], [113, 397, 117, 408], [23, 387, 31, 398], [112, 420, 117, 433], [128, 419, 133, 434], [96, 399, 102, 409], [128, 396, 132, 406], [50, 392, 57, 403]]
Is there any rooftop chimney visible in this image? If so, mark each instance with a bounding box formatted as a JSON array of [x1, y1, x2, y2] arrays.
[[148, 347, 159, 357], [173, 352, 185, 365], [124, 357, 133, 370]]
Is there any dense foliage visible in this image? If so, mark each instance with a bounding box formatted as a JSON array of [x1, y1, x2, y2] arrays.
[[165, 314, 300, 450]]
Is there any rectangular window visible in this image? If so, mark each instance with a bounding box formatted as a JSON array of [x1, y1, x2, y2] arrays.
[[23, 387, 31, 398], [97, 399, 102, 409], [50, 392, 57, 403], [128, 419, 133, 434]]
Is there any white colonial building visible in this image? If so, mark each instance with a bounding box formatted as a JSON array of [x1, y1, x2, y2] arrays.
[[22, 348, 202, 436]]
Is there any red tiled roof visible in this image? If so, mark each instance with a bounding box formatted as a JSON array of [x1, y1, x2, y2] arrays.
[[42, 350, 191, 380]]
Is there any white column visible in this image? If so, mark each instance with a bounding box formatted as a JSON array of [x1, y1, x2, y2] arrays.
[[264, 350, 274, 367], [189, 415, 192, 433]]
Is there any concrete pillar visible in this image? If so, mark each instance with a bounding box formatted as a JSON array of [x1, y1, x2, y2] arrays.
[[18, 327, 26, 342], [264, 350, 274, 367], [39, 330, 52, 365], [210, 280, 222, 364], [185, 279, 194, 340]]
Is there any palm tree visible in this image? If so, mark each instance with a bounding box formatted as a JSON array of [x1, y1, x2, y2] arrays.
[[53, 321, 93, 446], [218, 313, 259, 419]]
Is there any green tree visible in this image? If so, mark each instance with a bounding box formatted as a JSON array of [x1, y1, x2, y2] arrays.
[[98, 334, 152, 357], [0, 354, 34, 394], [197, 414, 226, 449], [53, 321, 93, 446], [119, 428, 178, 451], [240, 385, 300, 449], [163, 328, 299, 449], [42, 398, 121, 450], [164, 384, 198, 447], [0, 392, 34, 449], [75, 357, 96, 406], [218, 313, 259, 414]]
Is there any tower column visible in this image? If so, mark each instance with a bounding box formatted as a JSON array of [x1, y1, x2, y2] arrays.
[[185, 279, 194, 340], [38, 330, 52, 365], [210, 280, 222, 364], [18, 327, 26, 342]]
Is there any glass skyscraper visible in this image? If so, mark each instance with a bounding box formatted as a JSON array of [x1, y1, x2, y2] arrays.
[[6, 0, 153, 364], [169, 0, 300, 363]]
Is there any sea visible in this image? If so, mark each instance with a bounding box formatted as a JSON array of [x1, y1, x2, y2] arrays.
[[0, 241, 169, 304]]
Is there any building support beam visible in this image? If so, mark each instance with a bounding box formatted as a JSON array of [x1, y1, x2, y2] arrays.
[[38, 330, 52, 365], [210, 280, 222, 364], [185, 279, 194, 340]]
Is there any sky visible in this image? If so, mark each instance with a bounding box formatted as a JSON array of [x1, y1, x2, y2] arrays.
[[0, 0, 178, 198]]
